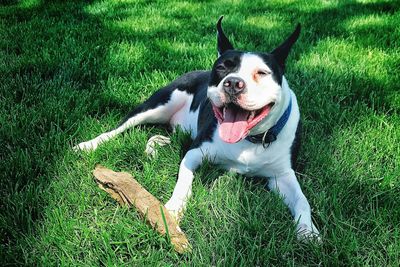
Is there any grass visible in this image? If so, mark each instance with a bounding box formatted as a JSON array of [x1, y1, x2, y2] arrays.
[[1, 0, 399, 265]]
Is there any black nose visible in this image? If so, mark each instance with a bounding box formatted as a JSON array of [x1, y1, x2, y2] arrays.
[[223, 77, 246, 95]]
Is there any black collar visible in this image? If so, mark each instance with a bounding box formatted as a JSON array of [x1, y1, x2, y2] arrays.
[[245, 96, 292, 148]]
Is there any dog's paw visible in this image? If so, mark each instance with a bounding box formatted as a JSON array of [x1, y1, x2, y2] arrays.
[[164, 199, 184, 224], [296, 223, 321, 243], [73, 140, 98, 152], [145, 135, 171, 158]]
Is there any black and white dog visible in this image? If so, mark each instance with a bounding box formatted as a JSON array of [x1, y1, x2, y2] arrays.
[[75, 17, 320, 239]]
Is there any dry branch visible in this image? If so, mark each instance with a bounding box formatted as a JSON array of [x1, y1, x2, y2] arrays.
[[93, 165, 190, 253]]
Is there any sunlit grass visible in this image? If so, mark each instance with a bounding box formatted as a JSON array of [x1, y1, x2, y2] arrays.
[[18, 0, 41, 9]]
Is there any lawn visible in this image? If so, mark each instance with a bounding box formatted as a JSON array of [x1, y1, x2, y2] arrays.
[[1, 0, 399, 265]]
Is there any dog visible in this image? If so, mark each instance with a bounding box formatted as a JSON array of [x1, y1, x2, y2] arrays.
[[74, 17, 320, 240]]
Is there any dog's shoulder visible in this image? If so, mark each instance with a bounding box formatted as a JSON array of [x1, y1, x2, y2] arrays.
[[172, 70, 211, 93]]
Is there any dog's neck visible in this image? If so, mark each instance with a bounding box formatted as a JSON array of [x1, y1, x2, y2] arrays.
[[248, 76, 292, 136]]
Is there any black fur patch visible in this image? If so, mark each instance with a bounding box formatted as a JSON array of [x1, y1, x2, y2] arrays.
[[191, 99, 217, 149], [189, 79, 209, 111], [209, 50, 242, 87], [259, 53, 284, 85], [174, 70, 210, 94]]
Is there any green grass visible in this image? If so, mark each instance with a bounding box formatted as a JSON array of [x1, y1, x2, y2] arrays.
[[1, 0, 399, 265]]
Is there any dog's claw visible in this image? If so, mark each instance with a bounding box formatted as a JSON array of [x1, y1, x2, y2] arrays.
[[145, 135, 171, 158]]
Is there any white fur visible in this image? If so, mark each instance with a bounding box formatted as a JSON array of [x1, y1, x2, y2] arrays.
[[234, 54, 281, 111], [169, 94, 199, 139]]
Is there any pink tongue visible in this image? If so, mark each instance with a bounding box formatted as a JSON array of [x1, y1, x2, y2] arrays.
[[219, 107, 250, 143]]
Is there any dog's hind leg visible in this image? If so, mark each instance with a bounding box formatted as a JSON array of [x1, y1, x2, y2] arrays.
[[74, 88, 191, 151]]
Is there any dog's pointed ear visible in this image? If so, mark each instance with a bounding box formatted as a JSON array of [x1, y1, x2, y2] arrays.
[[217, 16, 234, 57], [271, 23, 301, 70]]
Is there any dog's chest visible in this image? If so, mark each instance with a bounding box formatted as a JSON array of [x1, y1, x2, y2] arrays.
[[214, 140, 283, 176]]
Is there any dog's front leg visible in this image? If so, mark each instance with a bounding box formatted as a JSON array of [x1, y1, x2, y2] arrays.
[[165, 148, 204, 223], [268, 170, 320, 241]]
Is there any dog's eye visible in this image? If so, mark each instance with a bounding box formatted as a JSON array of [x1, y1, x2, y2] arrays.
[[257, 70, 271, 76], [224, 60, 235, 68], [216, 64, 226, 71]]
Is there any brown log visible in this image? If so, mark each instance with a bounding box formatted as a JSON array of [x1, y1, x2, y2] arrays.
[[93, 165, 190, 254]]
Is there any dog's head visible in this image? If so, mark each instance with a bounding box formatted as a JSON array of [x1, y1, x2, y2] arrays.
[[208, 16, 301, 143]]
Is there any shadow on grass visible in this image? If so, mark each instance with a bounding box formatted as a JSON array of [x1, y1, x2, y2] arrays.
[[1, 0, 399, 265], [0, 0, 118, 262]]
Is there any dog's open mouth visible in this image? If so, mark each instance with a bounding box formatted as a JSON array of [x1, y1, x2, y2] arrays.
[[212, 102, 274, 143]]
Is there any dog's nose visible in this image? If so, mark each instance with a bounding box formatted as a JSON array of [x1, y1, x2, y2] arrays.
[[223, 77, 246, 95]]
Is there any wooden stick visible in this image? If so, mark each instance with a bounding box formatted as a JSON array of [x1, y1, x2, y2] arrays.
[[93, 165, 190, 253]]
